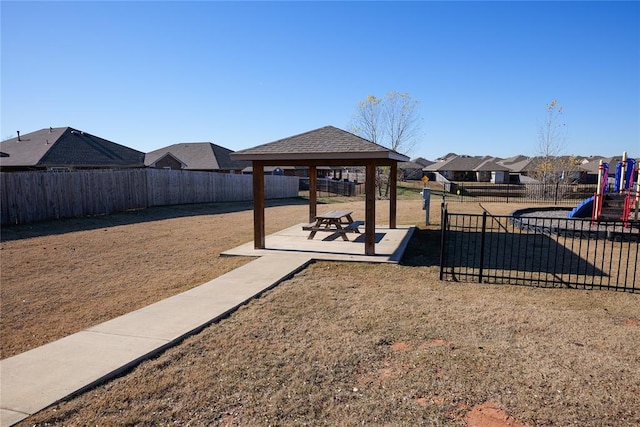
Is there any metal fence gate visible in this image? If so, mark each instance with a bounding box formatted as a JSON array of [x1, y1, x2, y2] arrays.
[[439, 208, 639, 292]]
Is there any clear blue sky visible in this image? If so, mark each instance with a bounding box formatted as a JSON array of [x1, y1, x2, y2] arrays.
[[2, 1, 638, 160]]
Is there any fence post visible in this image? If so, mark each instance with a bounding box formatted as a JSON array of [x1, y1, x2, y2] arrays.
[[439, 205, 448, 281], [478, 211, 487, 283]]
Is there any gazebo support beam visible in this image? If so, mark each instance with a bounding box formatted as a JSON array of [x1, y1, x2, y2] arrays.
[[390, 162, 397, 229], [252, 161, 265, 249], [309, 165, 317, 223], [365, 163, 376, 255], [246, 157, 403, 256]]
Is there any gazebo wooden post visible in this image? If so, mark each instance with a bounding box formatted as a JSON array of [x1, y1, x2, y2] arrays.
[[309, 165, 317, 223], [252, 161, 265, 249], [365, 163, 376, 255], [390, 162, 397, 229]]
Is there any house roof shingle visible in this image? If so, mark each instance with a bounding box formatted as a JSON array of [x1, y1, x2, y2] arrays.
[[424, 155, 482, 172], [411, 157, 434, 167], [496, 155, 532, 173], [0, 127, 145, 168], [145, 142, 250, 171], [0, 127, 64, 166], [473, 158, 510, 172], [579, 156, 624, 174], [399, 160, 426, 170]]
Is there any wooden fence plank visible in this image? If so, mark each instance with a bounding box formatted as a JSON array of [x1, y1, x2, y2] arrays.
[[1, 170, 299, 225]]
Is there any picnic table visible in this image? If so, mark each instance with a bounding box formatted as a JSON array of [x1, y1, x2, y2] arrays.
[[302, 210, 363, 240]]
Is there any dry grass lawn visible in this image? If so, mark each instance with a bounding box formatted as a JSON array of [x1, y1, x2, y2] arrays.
[[2, 193, 639, 426]]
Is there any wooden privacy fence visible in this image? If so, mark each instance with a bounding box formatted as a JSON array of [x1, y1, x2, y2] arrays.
[[1, 169, 300, 225]]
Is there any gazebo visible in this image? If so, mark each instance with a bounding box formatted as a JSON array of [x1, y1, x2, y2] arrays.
[[230, 126, 410, 255]]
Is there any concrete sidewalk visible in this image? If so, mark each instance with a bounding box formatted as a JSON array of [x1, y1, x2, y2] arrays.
[[1, 225, 413, 427], [1, 255, 312, 427]]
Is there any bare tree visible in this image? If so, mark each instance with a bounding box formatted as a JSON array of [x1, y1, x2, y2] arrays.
[[535, 100, 566, 182], [529, 100, 581, 201], [349, 92, 422, 197]]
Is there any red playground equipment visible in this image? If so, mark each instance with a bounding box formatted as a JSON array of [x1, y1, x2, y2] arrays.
[[592, 151, 639, 225]]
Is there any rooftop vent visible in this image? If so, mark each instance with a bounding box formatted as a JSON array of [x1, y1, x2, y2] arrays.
[[17, 131, 20, 141]]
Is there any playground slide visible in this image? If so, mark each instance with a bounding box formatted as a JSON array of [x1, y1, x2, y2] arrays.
[[624, 158, 637, 190], [614, 161, 623, 192], [567, 195, 595, 218]]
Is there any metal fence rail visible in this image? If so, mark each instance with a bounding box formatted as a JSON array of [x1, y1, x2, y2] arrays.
[[299, 178, 364, 197], [439, 209, 639, 292], [449, 183, 598, 204]]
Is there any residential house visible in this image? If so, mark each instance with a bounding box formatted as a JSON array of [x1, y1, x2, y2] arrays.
[[145, 142, 250, 173], [580, 156, 610, 183], [580, 155, 639, 186], [424, 154, 510, 183], [474, 157, 511, 183], [0, 127, 145, 171], [496, 155, 534, 182], [242, 165, 296, 175], [398, 160, 428, 180], [241, 164, 355, 192], [412, 157, 434, 168], [523, 155, 587, 184], [422, 151, 637, 187]]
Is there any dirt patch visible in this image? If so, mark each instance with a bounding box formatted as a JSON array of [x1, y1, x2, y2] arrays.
[[390, 341, 410, 351], [624, 317, 640, 326], [465, 402, 528, 427], [414, 394, 446, 407]]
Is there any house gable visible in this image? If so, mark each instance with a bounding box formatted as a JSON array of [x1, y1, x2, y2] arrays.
[[150, 152, 187, 170], [0, 127, 144, 170], [40, 128, 145, 168]]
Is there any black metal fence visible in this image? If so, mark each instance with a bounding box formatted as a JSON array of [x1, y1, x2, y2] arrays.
[[439, 208, 639, 292], [299, 178, 364, 197], [446, 183, 598, 204]]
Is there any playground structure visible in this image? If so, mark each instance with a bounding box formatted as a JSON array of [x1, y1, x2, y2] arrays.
[[592, 152, 639, 224], [567, 152, 639, 225]]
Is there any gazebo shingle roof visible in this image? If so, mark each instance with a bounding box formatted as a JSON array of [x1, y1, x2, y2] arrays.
[[231, 126, 409, 162]]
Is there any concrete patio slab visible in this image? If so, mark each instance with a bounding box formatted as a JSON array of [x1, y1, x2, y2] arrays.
[[221, 223, 415, 263]]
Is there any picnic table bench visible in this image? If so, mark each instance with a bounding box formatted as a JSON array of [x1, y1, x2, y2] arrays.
[[302, 210, 363, 240]]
